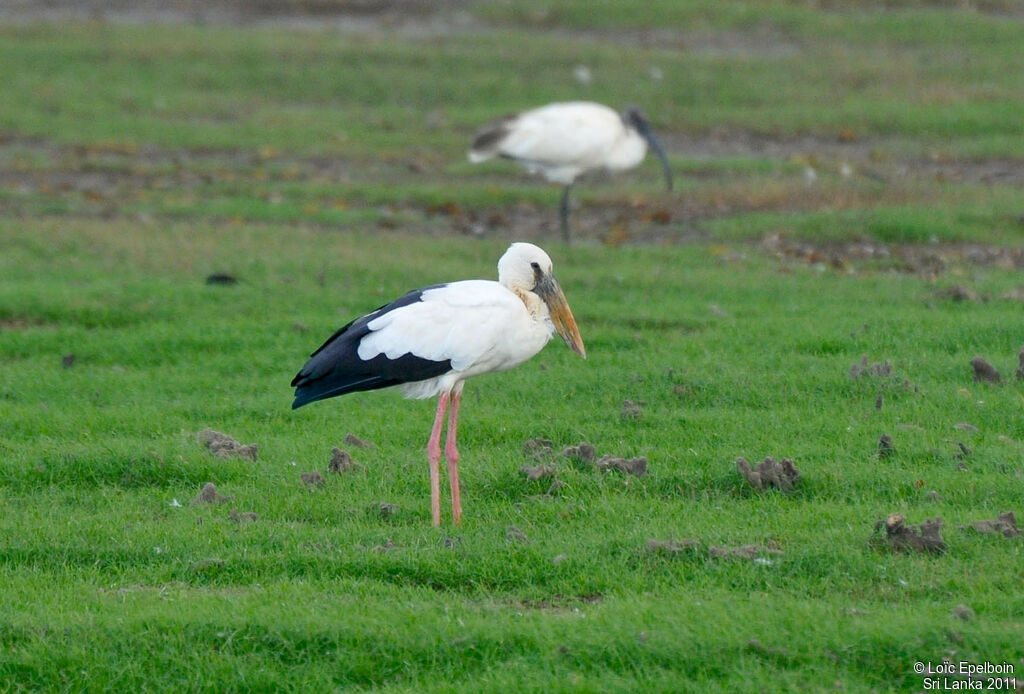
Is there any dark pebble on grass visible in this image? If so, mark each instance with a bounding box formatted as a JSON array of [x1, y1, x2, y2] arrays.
[[205, 273, 237, 285]]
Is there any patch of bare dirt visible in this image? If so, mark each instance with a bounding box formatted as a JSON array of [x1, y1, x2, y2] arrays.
[[0, 0, 468, 26], [668, 128, 1024, 184], [3, 130, 1021, 256], [761, 235, 1024, 275]]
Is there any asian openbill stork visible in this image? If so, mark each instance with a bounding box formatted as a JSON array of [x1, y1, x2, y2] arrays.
[[291, 242, 586, 526]]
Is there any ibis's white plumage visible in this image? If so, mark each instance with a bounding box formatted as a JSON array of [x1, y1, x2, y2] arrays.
[[468, 102, 648, 184], [291, 242, 585, 526], [469, 102, 673, 242]]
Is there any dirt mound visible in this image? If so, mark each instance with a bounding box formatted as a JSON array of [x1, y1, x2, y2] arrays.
[[736, 456, 800, 491], [198, 429, 258, 461], [871, 513, 945, 554]]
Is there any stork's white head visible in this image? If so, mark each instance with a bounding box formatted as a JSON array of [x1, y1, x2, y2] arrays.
[[497, 243, 586, 358], [497, 242, 552, 290]]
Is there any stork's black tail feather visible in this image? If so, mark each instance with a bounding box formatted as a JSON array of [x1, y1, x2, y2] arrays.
[[291, 286, 452, 410], [291, 352, 450, 410], [291, 373, 391, 410]]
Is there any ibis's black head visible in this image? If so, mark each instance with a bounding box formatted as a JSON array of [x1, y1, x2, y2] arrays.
[[623, 105, 673, 192], [624, 106, 651, 132]]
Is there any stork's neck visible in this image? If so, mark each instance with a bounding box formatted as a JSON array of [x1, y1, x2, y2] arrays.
[[512, 286, 546, 321], [605, 128, 647, 172]]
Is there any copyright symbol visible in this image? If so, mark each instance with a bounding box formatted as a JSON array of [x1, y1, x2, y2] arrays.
[[914, 662, 925, 674]]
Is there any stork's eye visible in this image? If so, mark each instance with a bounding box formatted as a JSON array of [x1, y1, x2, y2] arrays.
[[530, 262, 540, 270]]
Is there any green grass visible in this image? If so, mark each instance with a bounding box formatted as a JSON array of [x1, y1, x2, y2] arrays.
[[3, 219, 1024, 691], [1, 1, 1024, 691]]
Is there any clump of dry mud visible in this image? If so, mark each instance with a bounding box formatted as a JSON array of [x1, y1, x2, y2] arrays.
[[198, 429, 258, 461], [735, 456, 800, 492], [871, 513, 945, 554]]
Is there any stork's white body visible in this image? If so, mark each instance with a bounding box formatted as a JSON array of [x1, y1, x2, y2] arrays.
[[359, 279, 555, 400], [468, 102, 648, 184]]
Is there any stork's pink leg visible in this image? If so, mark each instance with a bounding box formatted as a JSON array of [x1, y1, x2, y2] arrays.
[[445, 390, 463, 524], [427, 392, 449, 526]]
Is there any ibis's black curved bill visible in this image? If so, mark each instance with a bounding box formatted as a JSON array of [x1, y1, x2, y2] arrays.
[[629, 113, 673, 192], [644, 130, 673, 192]]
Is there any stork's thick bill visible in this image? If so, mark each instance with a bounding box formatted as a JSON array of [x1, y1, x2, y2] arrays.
[[534, 274, 586, 358]]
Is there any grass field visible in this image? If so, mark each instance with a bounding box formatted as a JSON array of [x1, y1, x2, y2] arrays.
[[1, 2, 1023, 692]]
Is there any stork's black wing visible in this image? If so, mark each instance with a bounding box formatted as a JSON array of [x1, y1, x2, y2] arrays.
[[291, 285, 452, 409]]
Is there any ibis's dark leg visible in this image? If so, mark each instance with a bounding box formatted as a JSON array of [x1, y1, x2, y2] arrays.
[[427, 391, 450, 526], [445, 390, 463, 525], [559, 184, 573, 244]]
